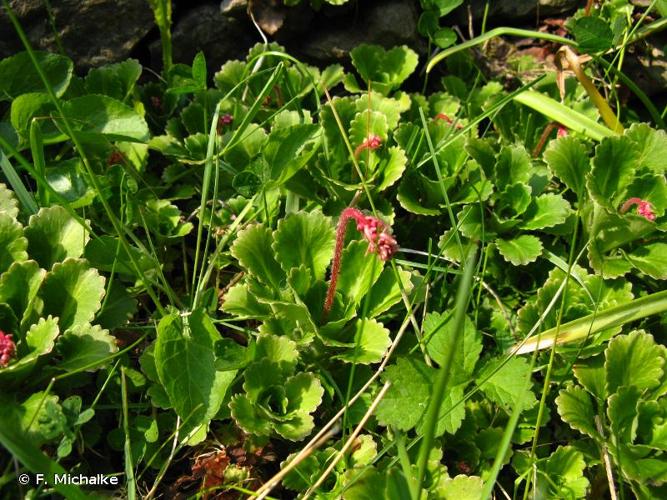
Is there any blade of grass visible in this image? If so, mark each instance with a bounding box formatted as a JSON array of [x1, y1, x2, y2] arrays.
[[0, 135, 90, 226], [597, 56, 665, 129], [147, 0, 173, 74], [415, 246, 477, 498], [510, 289, 667, 354], [513, 90, 615, 141], [418, 107, 464, 260], [628, 14, 667, 43], [120, 367, 136, 500], [415, 76, 545, 171], [480, 357, 532, 499], [252, 315, 413, 499], [0, 150, 38, 214], [303, 382, 392, 499], [394, 428, 419, 500], [556, 46, 624, 133], [29, 119, 49, 205], [523, 211, 581, 498], [426, 27, 576, 73], [193, 195, 257, 306]]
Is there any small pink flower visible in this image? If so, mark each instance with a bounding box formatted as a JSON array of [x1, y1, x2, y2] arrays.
[[217, 114, 234, 134], [0, 331, 16, 367], [107, 150, 125, 166], [353, 213, 398, 261], [376, 232, 399, 261], [354, 134, 382, 159], [620, 197, 656, 221], [150, 96, 162, 111], [557, 124, 568, 138], [323, 207, 398, 316], [344, 209, 398, 262]]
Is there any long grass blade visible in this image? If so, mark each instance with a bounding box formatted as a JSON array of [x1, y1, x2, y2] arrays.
[[0, 150, 38, 214], [510, 289, 667, 354], [426, 27, 575, 73], [121, 368, 136, 500], [513, 91, 615, 141], [29, 119, 49, 205], [415, 246, 477, 498]]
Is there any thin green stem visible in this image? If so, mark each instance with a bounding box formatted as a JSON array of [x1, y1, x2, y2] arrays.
[[29, 119, 48, 206], [415, 247, 477, 498], [524, 213, 580, 497], [427, 27, 576, 73], [394, 428, 419, 500], [148, 0, 172, 74], [0, 150, 38, 214], [121, 368, 137, 500]]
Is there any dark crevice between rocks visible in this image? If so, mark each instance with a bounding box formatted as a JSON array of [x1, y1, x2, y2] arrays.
[[0, 0, 664, 102]]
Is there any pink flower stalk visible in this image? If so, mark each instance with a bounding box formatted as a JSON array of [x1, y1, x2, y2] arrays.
[[0, 331, 16, 367], [434, 113, 463, 129], [620, 197, 656, 221], [354, 134, 382, 159], [323, 208, 398, 316], [557, 124, 568, 138]]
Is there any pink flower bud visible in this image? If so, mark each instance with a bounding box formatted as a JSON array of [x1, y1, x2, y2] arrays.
[[620, 197, 656, 221], [217, 114, 234, 134], [557, 125, 568, 138], [0, 331, 16, 367], [354, 135, 382, 158], [107, 151, 125, 166]]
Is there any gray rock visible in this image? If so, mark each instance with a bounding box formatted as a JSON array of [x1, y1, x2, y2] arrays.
[[297, 0, 423, 64], [153, 4, 257, 73], [250, 0, 287, 36], [466, 0, 579, 22], [624, 44, 667, 97], [221, 0, 248, 17], [0, 0, 153, 69]]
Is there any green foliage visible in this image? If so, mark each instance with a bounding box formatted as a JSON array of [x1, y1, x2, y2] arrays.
[[347, 45, 419, 95], [0, 51, 72, 101], [571, 17, 614, 53], [230, 359, 323, 440], [578, 125, 667, 278], [0, 11, 666, 499], [418, 1, 462, 50], [57, 94, 149, 144], [0, 203, 117, 388], [154, 309, 236, 438], [557, 331, 667, 498], [223, 210, 410, 364]]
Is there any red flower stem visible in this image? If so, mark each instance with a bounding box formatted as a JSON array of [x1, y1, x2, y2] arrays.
[[620, 197, 641, 214], [323, 208, 363, 318], [532, 122, 557, 158]]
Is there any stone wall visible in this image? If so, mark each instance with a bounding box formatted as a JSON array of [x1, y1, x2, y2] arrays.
[[0, 0, 580, 71]]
